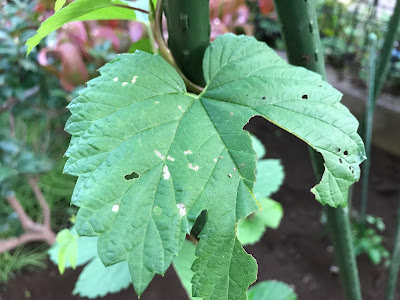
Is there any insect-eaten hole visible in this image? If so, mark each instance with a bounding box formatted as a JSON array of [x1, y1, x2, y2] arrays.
[[344, 150, 349, 156], [301, 94, 308, 100], [124, 171, 140, 180]]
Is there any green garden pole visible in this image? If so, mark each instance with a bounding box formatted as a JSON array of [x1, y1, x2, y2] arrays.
[[359, 34, 378, 226], [164, 0, 210, 87], [385, 194, 400, 300], [273, 1, 362, 299], [373, 0, 400, 104]]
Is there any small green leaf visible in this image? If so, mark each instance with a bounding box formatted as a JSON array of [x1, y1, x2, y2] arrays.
[[49, 228, 132, 298], [56, 229, 78, 274], [0, 166, 17, 183], [247, 280, 298, 300], [54, 0, 67, 11], [26, 0, 138, 55], [237, 198, 283, 245], [172, 240, 201, 300], [49, 227, 97, 268], [65, 34, 365, 299], [129, 39, 154, 54], [254, 159, 284, 199], [251, 135, 266, 159], [73, 258, 131, 298]]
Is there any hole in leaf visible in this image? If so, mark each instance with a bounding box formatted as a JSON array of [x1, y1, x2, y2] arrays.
[[124, 171, 140, 180], [302, 94, 308, 100], [344, 150, 348, 156]]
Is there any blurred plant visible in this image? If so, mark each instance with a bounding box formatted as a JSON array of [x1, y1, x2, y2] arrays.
[[209, 0, 252, 39], [37, 18, 146, 91], [0, 245, 47, 283], [237, 135, 284, 245], [258, 0, 274, 15], [352, 215, 389, 265], [0, 0, 78, 282]]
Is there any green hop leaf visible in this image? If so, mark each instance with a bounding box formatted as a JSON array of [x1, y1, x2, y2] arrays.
[[26, 0, 139, 55], [247, 280, 298, 300], [172, 240, 201, 300], [55, 229, 78, 274], [49, 228, 131, 298], [64, 34, 365, 299], [54, 0, 67, 11], [237, 198, 283, 245]]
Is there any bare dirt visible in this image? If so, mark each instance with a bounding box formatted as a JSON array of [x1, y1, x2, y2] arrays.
[[1, 117, 399, 300]]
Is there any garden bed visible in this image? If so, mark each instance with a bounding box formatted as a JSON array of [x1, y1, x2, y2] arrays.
[[1, 117, 399, 300]]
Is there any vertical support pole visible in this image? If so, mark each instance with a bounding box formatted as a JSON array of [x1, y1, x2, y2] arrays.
[[273, 1, 362, 299], [164, 0, 211, 87]]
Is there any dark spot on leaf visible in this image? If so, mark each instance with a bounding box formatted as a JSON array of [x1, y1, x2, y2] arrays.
[[336, 148, 341, 153], [344, 150, 348, 156], [124, 171, 140, 180], [302, 94, 308, 100], [261, 96, 266, 100], [351, 170, 355, 174], [349, 166, 352, 171], [339, 158, 342, 163]]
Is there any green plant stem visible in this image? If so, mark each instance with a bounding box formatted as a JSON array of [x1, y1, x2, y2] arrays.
[[274, 1, 362, 300], [373, 0, 400, 104], [385, 194, 400, 300], [145, 23, 157, 54], [152, 0, 203, 93], [164, 0, 210, 87], [273, 0, 327, 79], [360, 34, 378, 225]]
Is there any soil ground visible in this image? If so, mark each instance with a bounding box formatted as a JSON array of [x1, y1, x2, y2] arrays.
[[1, 117, 399, 300]]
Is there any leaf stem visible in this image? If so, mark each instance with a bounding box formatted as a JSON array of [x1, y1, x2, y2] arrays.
[[113, 4, 149, 14]]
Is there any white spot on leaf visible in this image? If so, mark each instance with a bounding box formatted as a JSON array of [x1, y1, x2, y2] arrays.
[[154, 150, 164, 159], [167, 156, 175, 161], [184, 150, 192, 155], [113, 77, 118, 82], [163, 165, 171, 179], [213, 158, 217, 162], [155, 101, 160, 104], [122, 82, 128, 86], [188, 163, 199, 171], [177, 203, 186, 216], [178, 105, 183, 112], [131, 76, 138, 84], [112, 204, 120, 212], [228, 174, 232, 178]]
